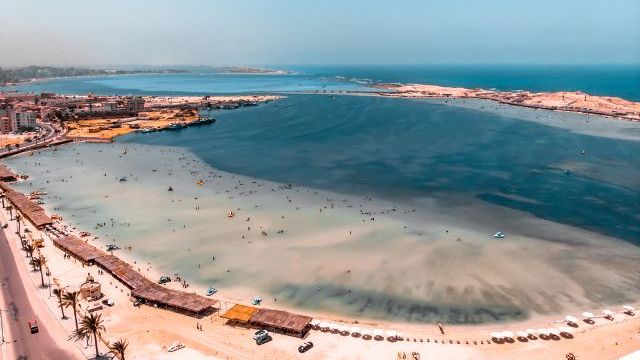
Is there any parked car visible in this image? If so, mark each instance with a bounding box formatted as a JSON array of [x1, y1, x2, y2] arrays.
[[255, 335, 272, 345], [253, 330, 268, 340], [28, 319, 39, 334], [158, 276, 171, 284], [102, 298, 115, 307], [298, 341, 313, 353]]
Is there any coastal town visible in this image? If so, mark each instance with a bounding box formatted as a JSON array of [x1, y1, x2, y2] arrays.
[[0, 91, 280, 152]]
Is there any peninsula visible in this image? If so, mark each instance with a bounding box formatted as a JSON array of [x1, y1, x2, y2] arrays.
[[376, 83, 640, 121]]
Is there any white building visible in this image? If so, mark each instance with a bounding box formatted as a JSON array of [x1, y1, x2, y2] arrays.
[[8, 109, 37, 130]]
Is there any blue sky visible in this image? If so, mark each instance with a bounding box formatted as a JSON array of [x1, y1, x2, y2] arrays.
[[1, 0, 639, 66]]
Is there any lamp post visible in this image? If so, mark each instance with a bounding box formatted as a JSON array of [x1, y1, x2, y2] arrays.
[[0, 308, 5, 343]]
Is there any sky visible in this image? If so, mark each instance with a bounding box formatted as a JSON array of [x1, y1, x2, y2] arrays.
[[1, 0, 639, 67]]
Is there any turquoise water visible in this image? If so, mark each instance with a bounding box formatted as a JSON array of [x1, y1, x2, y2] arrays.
[[121, 95, 640, 244], [6, 65, 640, 100], [5, 93, 640, 323]]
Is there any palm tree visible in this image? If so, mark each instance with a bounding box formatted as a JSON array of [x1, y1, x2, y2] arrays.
[[24, 243, 36, 259], [73, 313, 106, 359], [110, 339, 128, 360], [62, 291, 80, 331], [33, 255, 47, 287], [15, 213, 21, 233]]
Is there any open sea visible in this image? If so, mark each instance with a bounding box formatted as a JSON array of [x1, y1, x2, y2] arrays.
[[3, 65, 640, 324]]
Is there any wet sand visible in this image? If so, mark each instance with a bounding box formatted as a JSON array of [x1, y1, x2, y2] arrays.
[[5, 137, 640, 326]]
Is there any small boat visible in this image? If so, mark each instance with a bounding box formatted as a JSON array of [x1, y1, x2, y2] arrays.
[[31, 190, 47, 196], [227, 210, 234, 218], [251, 296, 262, 305], [191, 118, 216, 126], [206, 286, 217, 296], [166, 123, 187, 130], [167, 341, 185, 352], [167, 186, 174, 192], [118, 177, 127, 182], [493, 232, 505, 239], [563, 169, 571, 175], [140, 128, 157, 133], [196, 179, 204, 185], [35, 199, 45, 205]]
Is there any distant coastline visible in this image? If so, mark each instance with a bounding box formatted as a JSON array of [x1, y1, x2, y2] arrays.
[[0, 66, 188, 87]]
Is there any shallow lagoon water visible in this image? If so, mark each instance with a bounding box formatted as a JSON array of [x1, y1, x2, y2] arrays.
[[6, 95, 640, 324]]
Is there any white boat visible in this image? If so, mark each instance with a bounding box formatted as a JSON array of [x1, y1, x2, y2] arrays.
[[251, 296, 262, 305], [168, 341, 185, 352], [493, 232, 505, 239]]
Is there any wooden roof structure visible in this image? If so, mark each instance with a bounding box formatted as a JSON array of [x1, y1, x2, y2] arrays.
[[221, 304, 259, 323], [51, 235, 217, 314], [0, 165, 17, 181], [0, 182, 53, 228], [250, 308, 312, 335], [53, 235, 106, 263]]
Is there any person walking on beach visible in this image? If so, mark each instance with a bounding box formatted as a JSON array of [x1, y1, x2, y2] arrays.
[[436, 322, 445, 335]]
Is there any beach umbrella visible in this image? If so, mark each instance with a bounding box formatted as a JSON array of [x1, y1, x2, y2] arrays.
[[349, 326, 361, 334], [558, 326, 573, 334], [602, 309, 614, 317], [490, 331, 503, 339], [318, 322, 329, 329], [537, 328, 549, 335], [581, 312, 595, 319], [502, 331, 514, 339], [339, 325, 349, 333], [310, 319, 321, 326], [385, 330, 397, 338], [622, 305, 636, 312], [526, 329, 538, 336], [361, 329, 372, 337], [372, 329, 384, 337], [548, 328, 561, 336], [565, 315, 578, 323], [396, 332, 404, 340], [515, 331, 528, 338]]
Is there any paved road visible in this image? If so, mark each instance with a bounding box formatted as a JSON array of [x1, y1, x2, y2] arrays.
[[0, 122, 63, 158], [0, 231, 75, 360]]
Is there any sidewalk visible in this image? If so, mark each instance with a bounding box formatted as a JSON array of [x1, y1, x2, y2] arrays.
[[0, 207, 94, 359]]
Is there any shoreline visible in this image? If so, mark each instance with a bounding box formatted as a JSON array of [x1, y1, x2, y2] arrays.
[[2, 151, 640, 359]]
